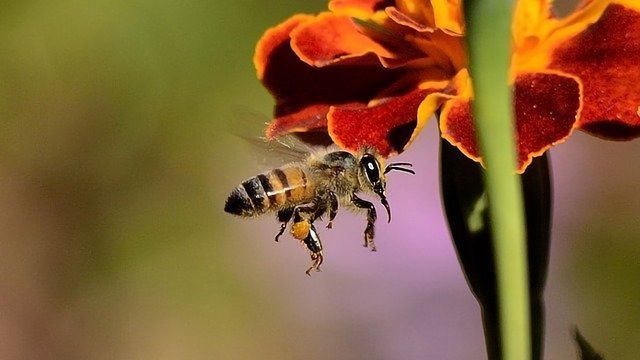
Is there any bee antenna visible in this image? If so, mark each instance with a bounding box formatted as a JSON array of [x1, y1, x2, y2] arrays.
[[387, 162, 413, 167], [384, 166, 415, 175]]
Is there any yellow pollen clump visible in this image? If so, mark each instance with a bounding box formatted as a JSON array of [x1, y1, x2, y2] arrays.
[[291, 221, 311, 240]]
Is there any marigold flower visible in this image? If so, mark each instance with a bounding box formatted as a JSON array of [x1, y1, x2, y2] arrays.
[[255, 0, 640, 172]]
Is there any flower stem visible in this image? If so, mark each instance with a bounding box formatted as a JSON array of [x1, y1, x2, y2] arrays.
[[465, 1, 531, 359]]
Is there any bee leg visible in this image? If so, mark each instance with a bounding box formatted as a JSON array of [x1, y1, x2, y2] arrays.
[[275, 208, 294, 242], [351, 193, 377, 252], [290, 203, 318, 240], [294, 198, 330, 224], [326, 191, 338, 229], [290, 202, 326, 274], [303, 224, 324, 275]]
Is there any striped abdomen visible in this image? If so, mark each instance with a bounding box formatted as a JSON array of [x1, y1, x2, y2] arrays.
[[224, 166, 316, 217]]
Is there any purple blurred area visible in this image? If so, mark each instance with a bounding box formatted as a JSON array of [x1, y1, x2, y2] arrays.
[[0, 0, 638, 359]]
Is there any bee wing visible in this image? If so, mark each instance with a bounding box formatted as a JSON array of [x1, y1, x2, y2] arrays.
[[239, 134, 312, 167], [229, 108, 312, 168]]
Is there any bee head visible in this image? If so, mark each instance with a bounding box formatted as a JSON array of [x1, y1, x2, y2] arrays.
[[358, 152, 391, 222], [358, 150, 415, 223]]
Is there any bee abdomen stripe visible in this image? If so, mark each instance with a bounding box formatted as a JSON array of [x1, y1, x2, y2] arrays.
[[272, 169, 291, 198], [224, 186, 254, 216], [282, 167, 308, 201], [257, 174, 275, 204], [242, 177, 267, 212]]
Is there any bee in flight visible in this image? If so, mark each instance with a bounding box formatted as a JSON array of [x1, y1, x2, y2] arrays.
[[224, 143, 414, 275]]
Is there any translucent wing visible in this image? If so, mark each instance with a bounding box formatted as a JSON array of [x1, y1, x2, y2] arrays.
[[229, 108, 313, 168], [239, 134, 312, 167]]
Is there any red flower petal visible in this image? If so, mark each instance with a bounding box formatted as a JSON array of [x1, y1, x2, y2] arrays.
[[441, 72, 581, 172], [440, 100, 479, 162], [550, 4, 640, 139], [254, 15, 312, 80], [266, 104, 331, 139], [514, 73, 581, 169], [255, 15, 408, 139], [327, 89, 429, 156], [291, 13, 394, 67]]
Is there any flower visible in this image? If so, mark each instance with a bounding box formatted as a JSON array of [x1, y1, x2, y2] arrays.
[[254, 0, 640, 172]]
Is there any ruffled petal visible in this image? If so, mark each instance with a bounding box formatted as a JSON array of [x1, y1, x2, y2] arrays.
[[409, 80, 454, 144], [440, 72, 581, 172], [261, 51, 406, 137], [406, 69, 469, 147], [440, 101, 480, 163], [549, 3, 640, 139], [430, 0, 465, 35], [385, 0, 464, 35], [386, 6, 434, 32], [512, 0, 554, 47], [266, 104, 331, 139], [254, 14, 313, 80], [290, 13, 394, 66], [513, 72, 581, 170], [393, 0, 436, 29], [327, 89, 430, 156], [255, 14, 408, 140]]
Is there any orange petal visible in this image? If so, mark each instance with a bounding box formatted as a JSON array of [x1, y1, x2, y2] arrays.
[[394, 0, 436, 30], [329, 0, 393, 16], [290, 13, 394, 67], [550, 3, 640, 139], [327, 89, 430, 156], [406, 70, 469, 147], [441, 72, 581, 172], [386, 6, 435, 32], [512, 0, 554, 47], [430, 0, 465, 35], [387, 0, 464, 34]]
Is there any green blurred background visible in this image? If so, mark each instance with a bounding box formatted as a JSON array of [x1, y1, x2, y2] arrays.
[[0, 0, 638, 359]]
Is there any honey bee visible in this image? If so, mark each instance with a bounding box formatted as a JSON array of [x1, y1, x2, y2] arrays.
[[224, 144, 414, 275]]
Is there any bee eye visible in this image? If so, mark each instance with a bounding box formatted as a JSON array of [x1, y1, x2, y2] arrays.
[[361, 155, 380, 184]]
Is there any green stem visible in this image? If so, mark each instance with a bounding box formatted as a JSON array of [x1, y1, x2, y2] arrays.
[[465, 1, 531, 359]]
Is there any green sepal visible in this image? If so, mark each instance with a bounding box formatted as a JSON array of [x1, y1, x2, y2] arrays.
[[439, 139, 551, 360]]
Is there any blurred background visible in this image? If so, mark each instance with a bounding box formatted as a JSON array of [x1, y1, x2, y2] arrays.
[[0, 0, 638, 359]]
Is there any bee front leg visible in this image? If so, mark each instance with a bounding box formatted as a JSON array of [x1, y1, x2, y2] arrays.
[[275, 208, 294, 242], [326, 191, 338, 229], [351, 193, 377, 252]]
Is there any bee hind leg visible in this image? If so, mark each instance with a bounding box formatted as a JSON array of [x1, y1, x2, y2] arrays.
[[290, 201, 327, 274], [351, 193, 377, 251], [303, 224, 324, 275], [275, 208, 294, 242]]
